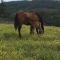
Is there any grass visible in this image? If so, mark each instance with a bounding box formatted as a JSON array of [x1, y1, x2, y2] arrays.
[[0, 23, 60, 60]]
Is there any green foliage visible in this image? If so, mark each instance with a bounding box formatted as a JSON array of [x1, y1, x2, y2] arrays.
[[0, 3, 8, 18], [0, 24, 60, 60], [0, 1, 60, 18]]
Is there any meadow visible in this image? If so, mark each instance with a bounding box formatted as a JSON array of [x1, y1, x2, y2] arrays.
[[0, 0, 60, 60], [0, 23, 60, 60]]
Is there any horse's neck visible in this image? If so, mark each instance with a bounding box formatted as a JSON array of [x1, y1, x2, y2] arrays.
[[24, 12, 31, 17]]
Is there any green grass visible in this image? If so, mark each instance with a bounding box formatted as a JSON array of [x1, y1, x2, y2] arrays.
[[0, 23, 60, 60]]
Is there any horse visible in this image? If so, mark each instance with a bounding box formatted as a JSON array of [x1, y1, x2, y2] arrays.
[[14, 12, 44, 38]]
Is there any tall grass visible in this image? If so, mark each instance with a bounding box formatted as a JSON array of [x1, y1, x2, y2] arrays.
[[0, 24, 60, 60]]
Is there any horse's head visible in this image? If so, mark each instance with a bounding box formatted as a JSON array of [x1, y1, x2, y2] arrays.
[[33, 12, 44, 34], [35, 21, 43, 34]]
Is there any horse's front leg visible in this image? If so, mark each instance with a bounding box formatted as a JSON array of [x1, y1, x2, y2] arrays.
[[18, 26, 22, 38], [36, 28, 39, 34], [41, 24, 44, 34], [30, 26, 34, 35], [39, 26, 43, 34], [36, 23, 42, 35]]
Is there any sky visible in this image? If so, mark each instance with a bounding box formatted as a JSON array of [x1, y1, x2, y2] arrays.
[[0, 0, 32, 3], [4, 0, 20, 2], [4, 0, 32, 2], [0, 0, 60, 3]]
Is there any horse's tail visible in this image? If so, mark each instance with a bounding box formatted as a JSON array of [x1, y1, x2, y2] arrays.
[[14, 13, 19, 30]]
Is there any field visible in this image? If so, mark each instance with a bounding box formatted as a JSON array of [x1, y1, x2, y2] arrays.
[[0, 23, 60, 60]]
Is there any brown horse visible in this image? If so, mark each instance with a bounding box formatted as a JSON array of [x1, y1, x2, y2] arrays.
[[14, 12, 44, 37]]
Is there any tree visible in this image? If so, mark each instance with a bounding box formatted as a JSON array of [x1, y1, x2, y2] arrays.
[[1, 0, 4, 3], [0, 0, 6, 17]]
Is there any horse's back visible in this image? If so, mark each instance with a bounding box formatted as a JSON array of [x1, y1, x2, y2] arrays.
[[15, 12, 41, 26]]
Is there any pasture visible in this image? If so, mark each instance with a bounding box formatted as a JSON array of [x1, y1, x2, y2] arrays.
[[0, 23, 60, 60]]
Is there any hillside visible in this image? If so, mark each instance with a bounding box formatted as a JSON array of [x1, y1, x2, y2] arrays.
[[0, 1, 60, 16]]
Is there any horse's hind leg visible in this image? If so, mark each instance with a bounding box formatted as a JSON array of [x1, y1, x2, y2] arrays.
[[18, 25, 22, 38], [30, 26, 34, 35]]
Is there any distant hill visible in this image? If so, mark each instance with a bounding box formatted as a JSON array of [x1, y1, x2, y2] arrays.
[[0, 1, 60, 17], [3, 1, 60, 11]]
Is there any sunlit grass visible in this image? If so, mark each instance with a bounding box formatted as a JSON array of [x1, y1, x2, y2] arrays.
[[0, 24, 60, 60]]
